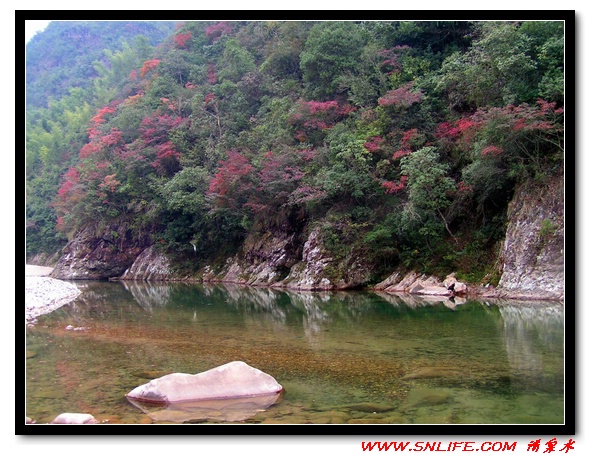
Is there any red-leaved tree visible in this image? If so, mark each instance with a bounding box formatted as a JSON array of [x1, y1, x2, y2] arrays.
[[378, 82, 423, 108], [208, 150, 256, 209], [436, 99, 563, 174], [140, 59, 161, 78], [289, 100, 355, 144], [174, 32, 192, 49], [205, 21, 233, 42], [248, 150, 306, 213]]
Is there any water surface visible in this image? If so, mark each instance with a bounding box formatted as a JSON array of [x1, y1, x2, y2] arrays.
[[25, 281, 565, 426]]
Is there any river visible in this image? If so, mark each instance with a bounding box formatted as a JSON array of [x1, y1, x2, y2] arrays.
[[25, 280, 565, 427]]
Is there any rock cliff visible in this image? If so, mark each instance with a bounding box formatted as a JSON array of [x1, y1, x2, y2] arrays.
[[47, 174, 565, 300], [200, 226, 372, 290], [50, 224, 146, 280], [119, 245, 174, 281], [117, 226, 373, 290], [484, 174, 565, 301]]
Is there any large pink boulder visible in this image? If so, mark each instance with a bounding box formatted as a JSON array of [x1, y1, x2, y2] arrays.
[[126, 361, 283, 403]]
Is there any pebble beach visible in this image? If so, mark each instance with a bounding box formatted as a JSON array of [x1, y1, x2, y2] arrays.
[[25, 265, 82, 324]]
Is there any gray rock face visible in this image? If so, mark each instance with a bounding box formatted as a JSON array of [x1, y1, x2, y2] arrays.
[[51, 225, 144, 280], [120, 245, 173, 280], [200, 227, 372, 290], [280, 227, 336, 290], [126, 361, 283, 403], [494, 175, 564, 301], [205, 232, 301, 286]]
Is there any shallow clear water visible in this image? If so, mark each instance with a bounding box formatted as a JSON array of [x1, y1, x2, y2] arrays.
[[25, 281, 565, 425]]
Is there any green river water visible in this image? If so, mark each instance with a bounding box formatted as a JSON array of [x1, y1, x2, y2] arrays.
[[25, 281, 565, 427]]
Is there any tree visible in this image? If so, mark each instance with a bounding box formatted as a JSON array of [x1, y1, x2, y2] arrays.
[[435, 21, 564, 112], [250, 149, 306, 215], [399, 147, 458, 245], [314, 122, 378, 205], [218, 39, 256, 82], [140, 59, 161, 78], [26, 19, 566, 279], [289, 99, 355, 145], [208, 149, 256, 210], [174, 32, 192, 49], [300, 22, 369, 100]]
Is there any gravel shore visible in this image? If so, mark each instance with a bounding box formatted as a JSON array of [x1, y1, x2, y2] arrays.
[[25, 265, 82, 324]]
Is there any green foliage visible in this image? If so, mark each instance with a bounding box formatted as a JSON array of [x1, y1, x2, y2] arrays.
[[218, 39, 256, 82], [157, 167, 210, 215], [336, 43, 390, 109], [462, 154, 512, 210], [245, 96, 297, 150], [300, 22, 369, 100], [362, 213, 401, 277], [398, 147, 456, 242], [519, 21, 564, 103], [539, 218, 558, 241], [317, 122, 377, 202], [25, 20, 565, 280], [435, 21, 564, 112]]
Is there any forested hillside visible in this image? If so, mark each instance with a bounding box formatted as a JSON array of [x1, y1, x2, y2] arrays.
[[25, 20, 565, 284], [26, 21, 177, 108]]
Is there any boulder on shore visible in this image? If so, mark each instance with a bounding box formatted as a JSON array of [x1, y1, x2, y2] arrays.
[[374, 271, 467, 297], [126, 361, 283, 404]]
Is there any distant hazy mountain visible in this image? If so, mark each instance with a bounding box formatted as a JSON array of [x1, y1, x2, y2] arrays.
[[25, 20, 178, 108]]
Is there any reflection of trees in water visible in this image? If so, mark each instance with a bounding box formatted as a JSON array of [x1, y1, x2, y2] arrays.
[[207, 285, 384, 347], [287, 292, 331, 347], [220, 283, 288, 324], [52, 281, 142, 323], [496, 300, 564, 387], [54, 281, 565, 380], [120, 280, 174, 311], [217, 284, 329, 346], [48, 281, 182, 322]]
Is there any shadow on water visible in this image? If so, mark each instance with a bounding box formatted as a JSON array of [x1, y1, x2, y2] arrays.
[[25, 281, 564, 425]]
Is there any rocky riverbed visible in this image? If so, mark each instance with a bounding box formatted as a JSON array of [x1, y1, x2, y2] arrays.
[[25, 265, 82, 324]]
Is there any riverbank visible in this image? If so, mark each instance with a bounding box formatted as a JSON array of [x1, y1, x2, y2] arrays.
[[25, 265, 82, 324]]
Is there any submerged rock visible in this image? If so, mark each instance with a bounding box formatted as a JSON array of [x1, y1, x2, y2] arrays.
[[401, 388, 453, 409], [401, 367, 462, 380], [132, 370, 174, 380], [127, 393, 283, 423]]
